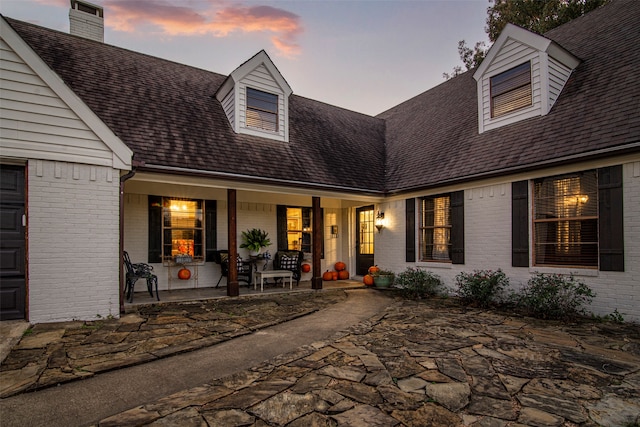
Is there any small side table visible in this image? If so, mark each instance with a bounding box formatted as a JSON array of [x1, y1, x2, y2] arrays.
[[254, 270, 293, 292]]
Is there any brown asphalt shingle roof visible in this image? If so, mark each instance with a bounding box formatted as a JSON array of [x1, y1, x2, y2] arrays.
[[5, 0, 639, 196], [379, 0, 640, 193], [7, 18, 386, 194]]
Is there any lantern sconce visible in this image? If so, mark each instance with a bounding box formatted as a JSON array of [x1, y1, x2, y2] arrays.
[[375, 211, 385, 233]]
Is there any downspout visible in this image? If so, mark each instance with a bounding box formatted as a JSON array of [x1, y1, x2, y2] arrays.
[[119, 167, 136, 314]]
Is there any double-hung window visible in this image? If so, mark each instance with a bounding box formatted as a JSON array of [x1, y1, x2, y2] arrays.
[[162, 198, 203, 260], [420, 195, 452, 261], [491, 61, 532, 117], [533, 170, 598, 267], [246, 87, 278, 132]]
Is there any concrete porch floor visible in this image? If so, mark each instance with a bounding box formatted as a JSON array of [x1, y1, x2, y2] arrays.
[[124, 279, 367, 308]]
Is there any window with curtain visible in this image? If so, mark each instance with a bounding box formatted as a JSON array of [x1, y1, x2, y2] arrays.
[[533, 170, 598, 267], [246, 87, 278, 132], [420, 195, 451, 261], [491, 61, 532, 118], [162, 198, 203, 260]]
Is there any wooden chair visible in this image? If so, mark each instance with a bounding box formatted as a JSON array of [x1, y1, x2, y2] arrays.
[[273, 250, 304, 286], [123, 251, 159, 302], [213, 250, 252, 287]]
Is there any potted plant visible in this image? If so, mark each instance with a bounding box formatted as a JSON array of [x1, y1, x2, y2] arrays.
[[240, 228, 272, 256], [371, 269, 395, 288]]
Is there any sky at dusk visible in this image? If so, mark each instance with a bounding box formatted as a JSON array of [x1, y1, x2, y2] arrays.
[[0, 0, 490, 116]]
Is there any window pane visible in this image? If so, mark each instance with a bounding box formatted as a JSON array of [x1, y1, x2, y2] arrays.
[[247, 88, 278, 132], [533, 171, 598, 267], [419, 195, 451, 261], [162, 198, 203, 259], [491, 61, 531, 117]]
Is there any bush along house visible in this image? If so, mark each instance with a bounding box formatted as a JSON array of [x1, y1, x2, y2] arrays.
[[1, 0, 638, 323]]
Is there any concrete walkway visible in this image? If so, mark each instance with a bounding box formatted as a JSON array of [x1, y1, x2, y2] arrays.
[[0, 289, 393, 427]]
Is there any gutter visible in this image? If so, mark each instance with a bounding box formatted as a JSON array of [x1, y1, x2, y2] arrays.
[[118, 167, 136, 314], [387, 141, 640, 196], [139, 163, 386, 196]]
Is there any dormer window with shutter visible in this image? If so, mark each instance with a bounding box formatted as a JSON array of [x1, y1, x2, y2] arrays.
[[215, 50, 292, 142], [474, 24, 579, 134]]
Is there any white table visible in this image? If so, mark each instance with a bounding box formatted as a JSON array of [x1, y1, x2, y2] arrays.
[[254, 270, 293, 292]]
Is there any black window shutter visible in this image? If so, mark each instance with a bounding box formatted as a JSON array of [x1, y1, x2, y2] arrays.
[[320, 208, 325, 259], [148, 195, 162, 263], [205, 200, 217, 262], [405, 198, 416, 262], [451, 190, 465, 264], [276, 205, 287, 250], [512, 181, 529, 267], [598, 165, 624, 271]]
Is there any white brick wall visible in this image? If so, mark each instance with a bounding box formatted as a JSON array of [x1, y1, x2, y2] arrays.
[[28, 160, 120, 323], [376, 161, 640, 323]]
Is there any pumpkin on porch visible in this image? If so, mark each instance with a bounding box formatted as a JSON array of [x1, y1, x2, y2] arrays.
[[338, 270, 349, 280], [301, 263, 311, 273], [322, 270, 333, 281], [368, 265, 380, 275], [334, 261, 346, 271], [331, 271, 338, 281], [177, 267, 191, 280], [363, 274, 374, 286]]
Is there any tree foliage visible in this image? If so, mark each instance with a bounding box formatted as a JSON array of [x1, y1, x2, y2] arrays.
[[444, 0, 610, 79]]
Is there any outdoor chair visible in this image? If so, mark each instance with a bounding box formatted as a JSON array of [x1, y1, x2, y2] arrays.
[[273, 250, 304, 286], [213, 250, 252, 287], [123, 251, 159, 302]]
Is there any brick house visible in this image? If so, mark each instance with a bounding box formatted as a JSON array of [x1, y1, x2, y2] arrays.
[[1, 0, 638, 323]]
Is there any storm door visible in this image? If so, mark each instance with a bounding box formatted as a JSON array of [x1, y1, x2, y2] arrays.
[[356, 205, 374, 275], [0, 165, 26, 320]]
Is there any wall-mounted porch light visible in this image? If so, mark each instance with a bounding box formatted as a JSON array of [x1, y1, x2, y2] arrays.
[[375, 211, 385, 233]]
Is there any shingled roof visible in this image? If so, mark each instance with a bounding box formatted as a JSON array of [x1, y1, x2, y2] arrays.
[[6, 18, 386, 195], [5, 0, 639, 197], [379, 0, 640, 194]]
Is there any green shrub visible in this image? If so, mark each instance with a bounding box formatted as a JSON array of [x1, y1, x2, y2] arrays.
[[455, 269, 509, 307], [396, 267, 443, 299], [518, 273, 595, 320]]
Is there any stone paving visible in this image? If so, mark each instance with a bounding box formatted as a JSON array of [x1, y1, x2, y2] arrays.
[[0, 291, 348, 398], [2, 291, 640, 426]]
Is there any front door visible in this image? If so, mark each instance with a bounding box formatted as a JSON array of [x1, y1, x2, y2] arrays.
[[356, 205, 374, 276], [0, 165, 26, 320]]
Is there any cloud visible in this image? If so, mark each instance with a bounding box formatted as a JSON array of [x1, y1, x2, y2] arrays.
[[103, 1, 303, 57]]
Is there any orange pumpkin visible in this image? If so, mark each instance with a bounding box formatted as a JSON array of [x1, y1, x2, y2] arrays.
[[334, 261, 346, 271], [177, 267, 191, 280], [363, 274, 374, 286], [338, 270, 349, 280], [331, 271, 338, 281], [322, 270, 333, 281], [301, 263, 311, 273], [368, 265, 380, 274]]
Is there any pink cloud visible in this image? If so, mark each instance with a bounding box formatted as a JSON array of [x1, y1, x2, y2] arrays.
[[103, 1, 303, 57]]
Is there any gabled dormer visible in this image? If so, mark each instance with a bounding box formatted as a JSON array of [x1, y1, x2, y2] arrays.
[[473, 24, 580, 134], [215, 50, 292, 142]]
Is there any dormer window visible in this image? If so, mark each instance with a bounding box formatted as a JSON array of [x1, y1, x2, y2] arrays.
[[473, 24, 579, 134], [491, 61, 531, 118], [215, 50, 292, 142], [246, 88, 278, 132]]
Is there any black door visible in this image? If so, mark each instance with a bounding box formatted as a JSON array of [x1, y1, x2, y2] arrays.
[[355, 205, 375, 276], [1, 165, 26, 320]]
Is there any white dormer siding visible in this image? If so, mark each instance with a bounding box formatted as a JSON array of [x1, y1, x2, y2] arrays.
[[474, 24, 580, 134], [215, 50, 292, 143]]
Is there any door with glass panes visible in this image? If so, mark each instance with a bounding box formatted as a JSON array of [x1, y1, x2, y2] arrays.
[[356, 206, 374, 276]]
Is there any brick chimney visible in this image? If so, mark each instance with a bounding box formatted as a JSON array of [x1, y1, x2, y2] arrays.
[[69, 0, 104, 42]]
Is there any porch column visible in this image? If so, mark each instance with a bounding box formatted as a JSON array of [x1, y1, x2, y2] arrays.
[[227, 189, 239, 297], [312, 196, 323, 290]]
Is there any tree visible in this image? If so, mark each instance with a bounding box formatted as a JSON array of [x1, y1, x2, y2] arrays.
[[444, 0, 610, 78]]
